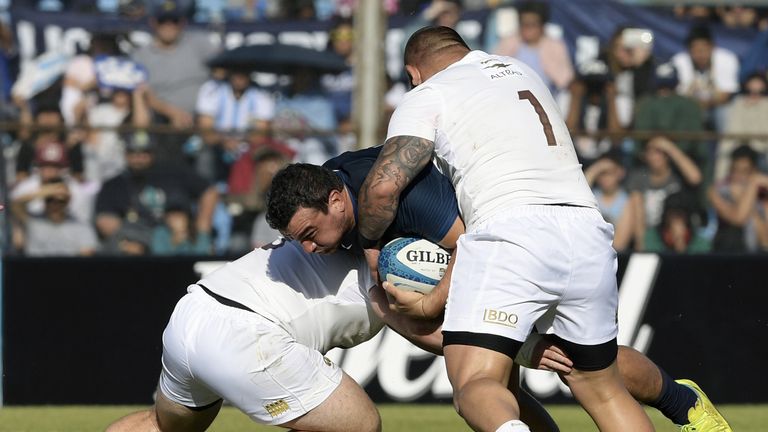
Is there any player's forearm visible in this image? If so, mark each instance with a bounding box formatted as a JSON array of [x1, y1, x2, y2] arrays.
[[358, 135, 434, 241]]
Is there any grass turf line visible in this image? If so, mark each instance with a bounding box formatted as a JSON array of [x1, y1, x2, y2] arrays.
[[0, 404, 762, 431]]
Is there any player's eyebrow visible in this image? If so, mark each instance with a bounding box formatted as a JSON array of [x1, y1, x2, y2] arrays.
[[295, 226, 314, 242]]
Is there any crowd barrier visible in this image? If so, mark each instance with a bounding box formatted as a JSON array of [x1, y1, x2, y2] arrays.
[[1, 252, 766, 405]]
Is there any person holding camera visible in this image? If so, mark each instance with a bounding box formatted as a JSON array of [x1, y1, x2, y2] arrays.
[[603, 26, 656, 128]]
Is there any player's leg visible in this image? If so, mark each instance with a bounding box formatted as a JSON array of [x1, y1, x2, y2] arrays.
[[106, 392, 222, 432], [550, 206, 654, 431], [617, 346, 732, 430], [442, 226, 557, 432], [279, 371, 380, 432], [444, 344, 525, 432], [549, 336, 653, 432], [508, 366, 560, 432]]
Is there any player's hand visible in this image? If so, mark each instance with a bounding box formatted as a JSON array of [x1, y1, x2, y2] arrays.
[[534, 341, 573, 374], [383, 280, 431, 319]]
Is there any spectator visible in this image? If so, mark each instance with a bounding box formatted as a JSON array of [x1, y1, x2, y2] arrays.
[[10, 140, 97, 223], [633, 62, 706, 166], [131, 0, 219, 160], [402, 0, 481, 51], [715, 73, 768, 182], [273, 66, 337, 164], [16, 177, 98, 256], [14, 99, 86, 183], [645, 192, 711, 254], [673, 4, 716, 22], [60, 32, 123, 126], [672, 24, 739, 131], [602, 26, 656, 128], [226, 145, 292, 251], [194, 66, 275, 184], [628, 136, 703, 251], [709, 144, 768, 252], [83, 82, 151, 184], [716, 5, 759, 29], [94, 133, 218, 253], [584, 152, 633, 251], [566, 59, 622, 164], [151, 201, 212, 255], [493, 1, 573, 97]]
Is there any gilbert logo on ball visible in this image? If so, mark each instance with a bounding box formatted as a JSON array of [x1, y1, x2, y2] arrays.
[[378, 237, 451, 294]]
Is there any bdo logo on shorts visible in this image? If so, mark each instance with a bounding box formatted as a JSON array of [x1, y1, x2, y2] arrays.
[[264, 399, 290, 417], [483, 309, 519, 328]]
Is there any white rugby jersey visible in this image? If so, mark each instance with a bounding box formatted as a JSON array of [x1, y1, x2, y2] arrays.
[[387, 51, 597, 230], [198, 239, 383, 354]]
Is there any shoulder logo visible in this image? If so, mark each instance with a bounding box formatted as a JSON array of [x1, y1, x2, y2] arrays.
[[483, 62, 514, 69]]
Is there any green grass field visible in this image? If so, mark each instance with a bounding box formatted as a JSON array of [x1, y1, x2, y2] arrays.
[[0, 404, 762, 431]]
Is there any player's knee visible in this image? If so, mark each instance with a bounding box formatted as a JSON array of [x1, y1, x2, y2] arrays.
[[451, 379, 483, 419], [355, 407, 382, 432]]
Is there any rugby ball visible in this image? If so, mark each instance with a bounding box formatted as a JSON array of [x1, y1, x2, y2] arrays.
[[378, 237, 451, 294]]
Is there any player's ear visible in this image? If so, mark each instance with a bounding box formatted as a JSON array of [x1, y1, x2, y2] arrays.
[[405, 64, 422, 88], [328, 188, 344, 211]]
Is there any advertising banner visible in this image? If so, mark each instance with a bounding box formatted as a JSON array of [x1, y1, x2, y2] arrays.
[[2, 253, 766, 405]]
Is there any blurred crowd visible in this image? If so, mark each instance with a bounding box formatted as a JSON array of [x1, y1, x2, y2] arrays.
[[2, 0, 768, 257]]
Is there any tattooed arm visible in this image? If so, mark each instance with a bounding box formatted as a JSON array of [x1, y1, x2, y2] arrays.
[[358, 135, 435, 243]]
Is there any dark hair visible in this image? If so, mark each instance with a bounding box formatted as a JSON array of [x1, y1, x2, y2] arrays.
[[741, 72, 768, 95], [658, 191, 698, 236], [731, 143, 759, 165], [686, 24, 713, 47], [265, 163, 344, 231], [518, 1, 550, 24], [404, 25, 470, 68]]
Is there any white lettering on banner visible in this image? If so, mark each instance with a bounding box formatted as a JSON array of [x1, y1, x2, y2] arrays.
[[190, 253, 660, 401]]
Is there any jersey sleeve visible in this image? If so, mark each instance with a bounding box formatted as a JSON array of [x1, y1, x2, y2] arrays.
[[395, 164, 460, 244], [385, 85, 441, 142], [252, 90, 276, 121], [195, 80, 221, 117]]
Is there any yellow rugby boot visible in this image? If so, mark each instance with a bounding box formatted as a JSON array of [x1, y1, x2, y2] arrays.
[[676, 379, 732, 432]]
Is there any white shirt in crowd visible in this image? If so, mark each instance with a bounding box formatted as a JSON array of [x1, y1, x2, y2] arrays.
[[195, 80, 275, 131]]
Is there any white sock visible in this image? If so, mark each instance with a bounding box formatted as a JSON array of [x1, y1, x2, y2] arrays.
[[495, 419, 531, 432]]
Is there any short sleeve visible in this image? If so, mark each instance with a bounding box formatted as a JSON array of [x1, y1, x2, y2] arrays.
[[252, 90, 275, 121], [386, 85, 441, 142], [713, 48, 740, 94], [195, 80, 222, 117]]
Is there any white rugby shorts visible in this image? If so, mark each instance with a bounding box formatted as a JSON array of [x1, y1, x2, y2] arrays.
[[159, 285, 342, 425], [443, 205, 619, 346]]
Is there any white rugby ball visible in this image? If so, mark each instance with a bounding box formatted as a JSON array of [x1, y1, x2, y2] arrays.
[[378, 237, 451, 294]]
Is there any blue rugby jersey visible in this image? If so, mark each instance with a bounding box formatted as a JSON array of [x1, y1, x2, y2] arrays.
[[323, 146, 459, 246]]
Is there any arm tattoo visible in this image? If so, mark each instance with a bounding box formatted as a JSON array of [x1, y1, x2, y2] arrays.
[[358, 135, 434, 241]]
